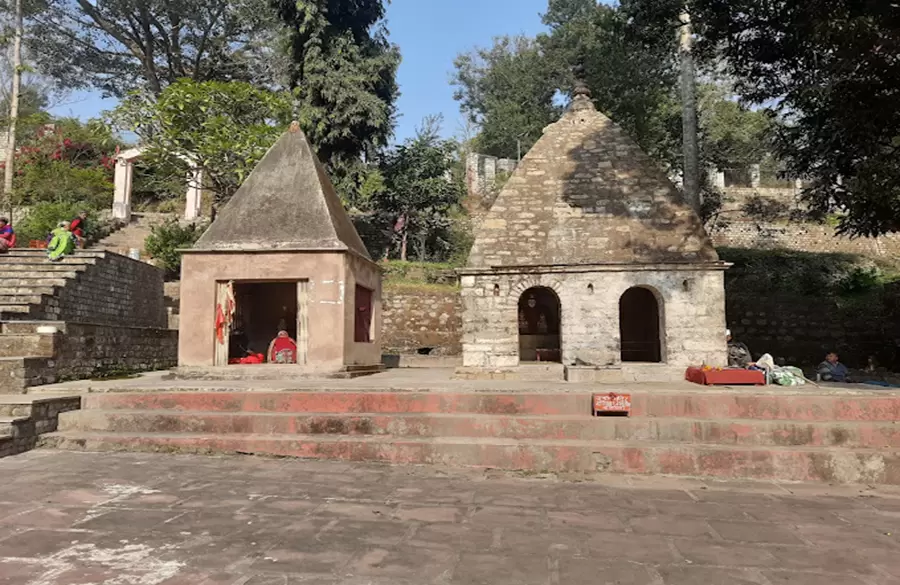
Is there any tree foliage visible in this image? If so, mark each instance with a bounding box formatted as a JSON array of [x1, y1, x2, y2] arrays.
[[625, 0, 900, 236], [696, 0, 900, 236], [272, 0, 400, 167], [698, 82, 772, 171], [10, 118, 116, 209], [373, 116, 465, 262], [453, 36, 561, 159], [112, 79, 295, 206], [28, 0, 278, 97]]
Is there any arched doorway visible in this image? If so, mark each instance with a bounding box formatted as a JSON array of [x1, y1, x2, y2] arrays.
[[518, 287, 561, 362], [619, 287, 662, 363]]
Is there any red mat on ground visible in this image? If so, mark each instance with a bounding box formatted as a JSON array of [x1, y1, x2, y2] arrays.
[[686, 367, 765, 386]]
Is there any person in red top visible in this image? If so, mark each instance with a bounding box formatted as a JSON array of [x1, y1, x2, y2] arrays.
[[0, 217, 15, 252], [267, 330, 298, 364], [69, 210, 88, 247]]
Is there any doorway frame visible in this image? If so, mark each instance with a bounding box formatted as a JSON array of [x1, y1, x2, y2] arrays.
[[214, 279, 310, 366], [517, 285, 563, 363], [618, 285, 665, 364]]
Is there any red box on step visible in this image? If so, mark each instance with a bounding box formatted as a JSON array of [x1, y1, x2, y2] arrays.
[[593, 393, 631, 416], [685, 367, 765, 386]]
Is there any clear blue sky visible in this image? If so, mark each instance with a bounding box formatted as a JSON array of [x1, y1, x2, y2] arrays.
[[47, 0, 550, 144]]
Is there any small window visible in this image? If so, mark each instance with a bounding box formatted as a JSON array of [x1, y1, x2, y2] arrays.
[[587, 283, 595, 295], [354, 285, 373, 343], [493, 284, 500, 297]]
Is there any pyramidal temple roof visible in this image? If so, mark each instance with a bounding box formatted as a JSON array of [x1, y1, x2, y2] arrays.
[[466, 93, 718, 269], [193, 123, 371, 259]]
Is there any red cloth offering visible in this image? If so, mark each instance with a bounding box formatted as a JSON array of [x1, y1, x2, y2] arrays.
[[686, 367, 765, 386]]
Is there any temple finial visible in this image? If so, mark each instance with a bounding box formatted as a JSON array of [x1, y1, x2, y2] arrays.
[[572, 62, 591, 100], [289, 120, 301, 133]]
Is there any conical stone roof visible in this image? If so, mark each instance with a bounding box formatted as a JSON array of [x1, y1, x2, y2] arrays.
[[466, 95, 718, 269], [193, 123, 371, 259]]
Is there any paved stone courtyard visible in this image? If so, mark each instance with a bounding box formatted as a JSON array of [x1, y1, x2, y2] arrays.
[[2, 451, 900, 584]]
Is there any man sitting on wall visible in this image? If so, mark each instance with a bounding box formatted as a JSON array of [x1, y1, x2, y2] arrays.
[[818, 352, 850, 383], [267, 330, 298, 364]]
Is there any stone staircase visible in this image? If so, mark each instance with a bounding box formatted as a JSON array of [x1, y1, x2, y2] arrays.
[[0, 394, 80, 457], [0, 250, 104, 322], [41, 386, 900, 485], [94, 212, 172, 258]]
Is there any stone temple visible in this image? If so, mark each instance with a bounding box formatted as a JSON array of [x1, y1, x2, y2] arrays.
[[460, 84, 728, 381], [178, 123, 383, 374]]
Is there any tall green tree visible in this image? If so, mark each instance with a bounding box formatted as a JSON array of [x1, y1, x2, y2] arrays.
[[375, 116, 465, 262], [625, 0, 900, 236], [543, 0, 684, 169], [271, 0, 400, 167], [29, 0, 277, 97], [698, 82, 773, 171], [112, 80, 295, 206], [452, 35, 560, 159]]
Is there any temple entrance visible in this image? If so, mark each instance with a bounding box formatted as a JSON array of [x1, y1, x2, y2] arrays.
[[619, 287, 662, 363], [518, 287, 561, 362], [216, 281, 308, 365]]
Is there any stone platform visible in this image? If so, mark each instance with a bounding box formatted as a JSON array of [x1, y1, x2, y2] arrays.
[[30, 368, 900, 485], [5, 451, 900, 584]]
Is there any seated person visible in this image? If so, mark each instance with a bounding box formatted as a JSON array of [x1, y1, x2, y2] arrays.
[[267, 330, 298, 364], [818, 352, 850, 382], [0, 217, 14, 252], [726, 329, 755, 368]]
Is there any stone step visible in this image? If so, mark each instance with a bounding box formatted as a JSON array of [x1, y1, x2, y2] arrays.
[[0, 277, 73, 288], [0, 263, 90, 273], [0, 394, 80, 457], [0, 416, 32, 438], [0, 321, 65, 335], [54, 409, 900, 449], [0, 357, 55, 392], [0, 286, 56, 297], [0, 294, 49, 306], [38, 431, 900, 484], [0, 255, 99, 266], [0, 333, 55, 358], [79, 390, 900, 421]]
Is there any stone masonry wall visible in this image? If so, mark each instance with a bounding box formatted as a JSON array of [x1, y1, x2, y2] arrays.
[[58, 252, 168, 328], [382, 285, 462, 355], [710, 221, 900, 258], [53, 323, 178, 380], [460, 268, 727, 369], [727, 285, 900, 371]]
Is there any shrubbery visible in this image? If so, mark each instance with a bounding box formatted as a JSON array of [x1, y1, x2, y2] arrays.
[[719, 247, 899, 297], [144, 220, 206, 278], [15, 202, 101, 244]]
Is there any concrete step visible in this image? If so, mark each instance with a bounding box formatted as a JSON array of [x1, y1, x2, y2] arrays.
[[79, 390, 900, 422], [54, 409, 900, 449], [38, 430, 900, 484], [81, 392, 595, 416], [0, 333, 55, 358]]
